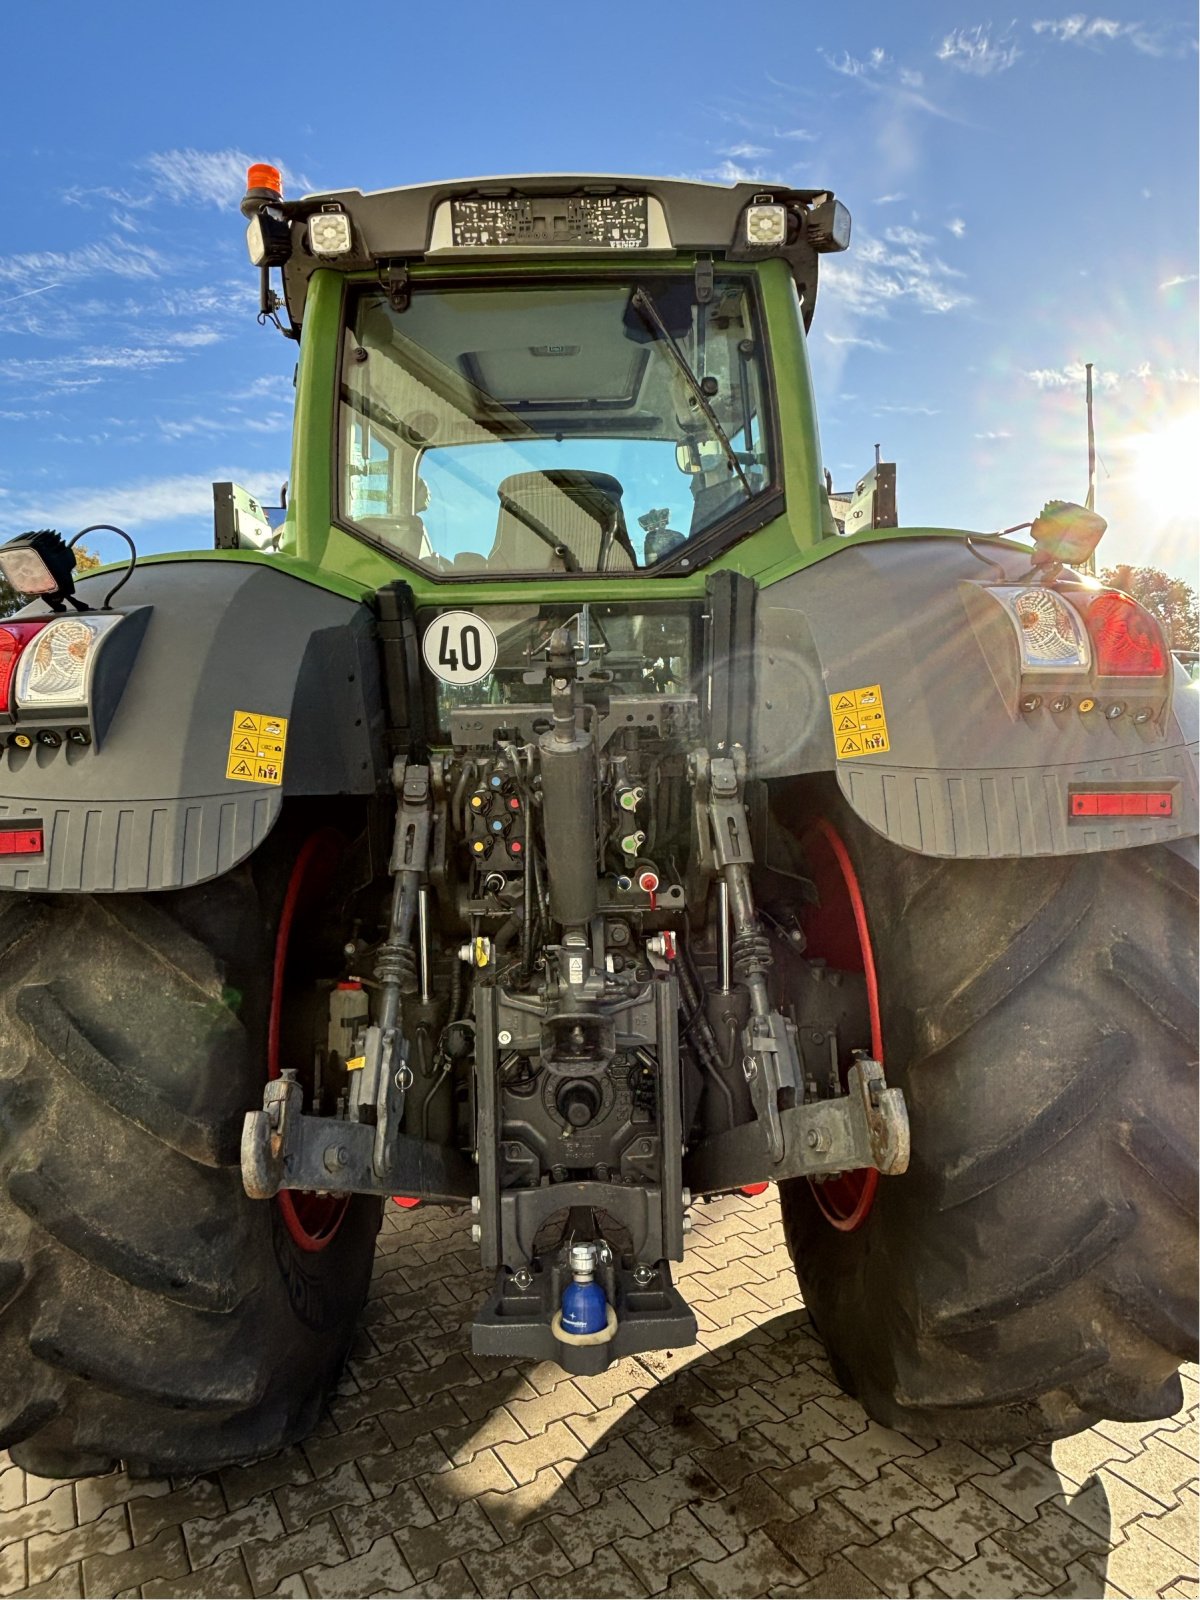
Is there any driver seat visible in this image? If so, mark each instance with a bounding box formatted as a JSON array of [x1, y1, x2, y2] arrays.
[[489, 471, 636, 571]]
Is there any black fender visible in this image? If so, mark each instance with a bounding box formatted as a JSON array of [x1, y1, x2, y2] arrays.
[[0, 559, 386, 892], [752, 536, 1198, 857]]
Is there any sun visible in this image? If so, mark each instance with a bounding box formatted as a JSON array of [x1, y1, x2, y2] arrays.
[[1115, 410, 1200, 530]]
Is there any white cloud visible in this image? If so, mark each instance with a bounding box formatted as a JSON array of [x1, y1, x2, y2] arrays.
[[937, 25, 1021, 74], [824, 332, 890, 351], [0, 241, 166, 289], [874, 192, 907, 205], [975, 429, 1012, 439], [824, 231, 970, 317], [721, 142, 770, 159], [1031, 15, 1190, 55], [947, 217, 967, 237], [1160, 273, 1199, 290], [876, 402, 940, 415], [0, 283, 62, 306], [140, 148, 310, 208], [775, 127, 817, 141], [706, 158, 768, 184], [4, 470, 285, 531], [819, 46, 958, 120], [1026, 362, 1121, 390], [1023, 362, 1199, 393]]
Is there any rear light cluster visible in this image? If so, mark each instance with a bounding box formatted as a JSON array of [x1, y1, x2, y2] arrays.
[[988, 584, 1169, 679], [1, 613, 125, 748]]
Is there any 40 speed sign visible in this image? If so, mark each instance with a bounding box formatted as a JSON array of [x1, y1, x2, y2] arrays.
[[422, 611, 499, 687]]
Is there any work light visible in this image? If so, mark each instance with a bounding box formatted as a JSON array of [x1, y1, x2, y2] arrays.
[[307, 210, 353, 257], [0, 530, 78, 606], [743, 204, 788, 247]]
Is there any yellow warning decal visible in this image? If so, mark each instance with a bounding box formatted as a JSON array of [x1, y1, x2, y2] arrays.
[[345, 1056, 366, 1072], [829, 684, 891, 759], [226, 710, 289, 784]]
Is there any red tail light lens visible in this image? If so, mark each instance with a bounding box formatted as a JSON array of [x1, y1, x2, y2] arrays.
[[0, 621, 50, 713], [1084, 592, 1167, 676]]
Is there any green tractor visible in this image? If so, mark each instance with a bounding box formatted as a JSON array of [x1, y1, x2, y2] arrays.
[[0, 169, 1195, 1478]]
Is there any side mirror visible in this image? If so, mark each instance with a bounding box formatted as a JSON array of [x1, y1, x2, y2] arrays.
[[213, 483, 279, 551], [675, 442, 702, 475], [1029, 500, 1106, 566]]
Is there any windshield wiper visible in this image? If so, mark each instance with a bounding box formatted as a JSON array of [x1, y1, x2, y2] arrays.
[[631, 286, 753, 500]]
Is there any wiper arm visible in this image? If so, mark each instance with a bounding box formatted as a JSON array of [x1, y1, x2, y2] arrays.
[[631, 286, 753, 500]]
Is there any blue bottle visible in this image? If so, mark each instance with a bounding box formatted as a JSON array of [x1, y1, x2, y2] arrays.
[[561, 1244, 609, 1335]]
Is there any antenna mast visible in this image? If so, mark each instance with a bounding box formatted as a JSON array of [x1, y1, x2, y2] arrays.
[[1084, 362, 1097, 574]]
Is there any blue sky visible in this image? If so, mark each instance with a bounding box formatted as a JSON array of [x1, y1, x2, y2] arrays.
[[1, 1, 1196, 581]]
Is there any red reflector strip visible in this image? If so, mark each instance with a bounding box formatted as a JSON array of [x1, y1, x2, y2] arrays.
[[1070, 792, 1173, 817], [391, 1196, 421, 1209], [0, 828, 44, 855]]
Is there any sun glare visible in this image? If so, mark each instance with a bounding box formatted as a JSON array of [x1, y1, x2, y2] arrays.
[[1116, 410, 1200, 531]]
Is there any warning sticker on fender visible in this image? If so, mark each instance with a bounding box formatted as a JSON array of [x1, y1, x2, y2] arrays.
[[829, 685, 890, 758], [226, 710, 289, 785]]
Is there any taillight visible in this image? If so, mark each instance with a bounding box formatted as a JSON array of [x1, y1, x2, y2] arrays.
[[985, 586, 1091, 671], [1083, 592, 1168, 676], [0, 621, 50, 713], [11, 614, 124, 709]]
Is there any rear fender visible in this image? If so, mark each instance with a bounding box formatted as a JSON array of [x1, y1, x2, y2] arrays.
[[753, 536, 1198, 857], [0, 559, 386, 892]]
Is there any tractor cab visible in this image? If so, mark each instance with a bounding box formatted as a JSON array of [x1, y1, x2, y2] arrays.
[[239, 170, 850, 584]]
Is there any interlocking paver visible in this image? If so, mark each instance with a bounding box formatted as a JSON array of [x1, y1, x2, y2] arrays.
[[463, 1521, 571, 1593], [911, 1481, 1023, 1563], [304, 1533, 414, 1597], [0, 1480, 76, 1549], [692, 1525, 808, 1594], [419, 1446, 515, 1516], [532, 1544, 644, 1598], [181, 1494, 286, 1571], [395, 1499, 499, 1579], [477, 1466, 579, 1538], [833, 1459, 944, 1537], [761, 1493, 875, 1578], [844, 1510, 960, 1593], [26, 1504, 131, 1588], [929, 1531, 1052, 1597], [81, 1526, 190, 1596], [243, 1509, 347, 1595], [332, 1477, 434, 1557], [995, 1499, 1113, 1586], [142, 1550, 253, 1598], [614, 1505, 727, 1593], [545, 1483, 651, 1567], [126, 1478, 225, 1543], [1, 1189, 1196, 1600]]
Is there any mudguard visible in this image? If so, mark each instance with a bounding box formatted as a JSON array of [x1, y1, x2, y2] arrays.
[[753, 536, 1198, 857], [0, 559, 385, 893]]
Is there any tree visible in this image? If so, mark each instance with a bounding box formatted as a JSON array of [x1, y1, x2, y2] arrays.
[[1, 539, 101, 619], [1100, 564, 1199, 652]]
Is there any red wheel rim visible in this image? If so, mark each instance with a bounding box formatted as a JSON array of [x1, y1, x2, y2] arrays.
[[269, 830, 350, 1253], [801, 818, 882, 1232]]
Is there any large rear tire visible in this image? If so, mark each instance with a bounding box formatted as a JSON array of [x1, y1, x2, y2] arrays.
[[0, 827, 380, 1478], [777, 789, 1198, 1444]]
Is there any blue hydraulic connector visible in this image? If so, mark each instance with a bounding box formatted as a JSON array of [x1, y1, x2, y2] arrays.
[[560, 1243, 608, 1335]]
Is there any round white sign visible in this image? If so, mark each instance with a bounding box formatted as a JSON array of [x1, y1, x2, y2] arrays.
[[422, 611, 498, 686]]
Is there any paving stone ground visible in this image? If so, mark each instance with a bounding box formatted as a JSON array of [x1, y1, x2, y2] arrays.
[[1, 1189, 1196, 1600]]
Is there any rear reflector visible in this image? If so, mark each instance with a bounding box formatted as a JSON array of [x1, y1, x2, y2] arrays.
[[0, 827, 44, 855], [1070, 792, 1173, 817]]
